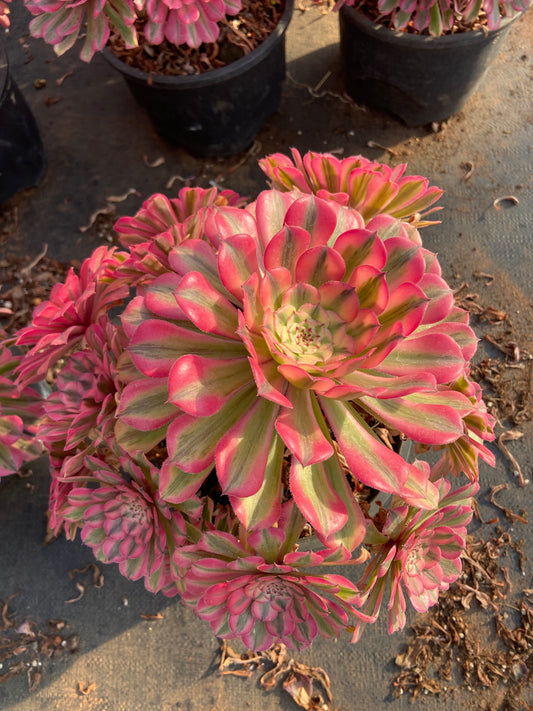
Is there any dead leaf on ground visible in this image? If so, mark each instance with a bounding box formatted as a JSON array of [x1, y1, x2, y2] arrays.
[[78, 680, 97, 695], [218, 641, 332, 710], [139, 612, 163, 620], [490, 483, 528, 521]]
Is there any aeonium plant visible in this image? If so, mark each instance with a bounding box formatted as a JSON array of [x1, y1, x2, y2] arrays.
[[0, 327, 43, 477], [5, 150, 495, 651], [334, 0, 531, 35], [18, 0, 278, 63]]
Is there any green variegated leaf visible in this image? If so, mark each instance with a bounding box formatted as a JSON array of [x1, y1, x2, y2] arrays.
[[230, 433, 285, 530], [216, 396, 280, 497], [159, 461, 211, 504], [201, 531, 248, 560], [289, 459, 349, 541], [166, 384, 258, 473], [318, 453, 367, 551], [104, 4, 137, 48], [117, 377, 178, 430], [359, 390, 471, 445], [321, 398, 410, 495], [428, 3, 443, 35]]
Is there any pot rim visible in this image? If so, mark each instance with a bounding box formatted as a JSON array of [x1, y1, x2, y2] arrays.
[[103, 0, 293, 88], [339, 4, 520, 48]]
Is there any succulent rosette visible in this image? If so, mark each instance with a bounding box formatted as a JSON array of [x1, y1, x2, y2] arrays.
[[350, 478, 476, 640], [143, 0, 242, 48], [25, 0, 138, 62], [36, 318, 128, 533], [0, 331, 43, 477], [64, 453, 202, 595], [335, 0, 532, 34], [259, 148, 444, 226], [23, 0, 243, 61], [120, 186, 480, 553], [113, 185, 245, 284], [7, 151, 496, 652], [39, 319, 126, 454], [175, 502, 368, 650], [15, 246, 128, 387]]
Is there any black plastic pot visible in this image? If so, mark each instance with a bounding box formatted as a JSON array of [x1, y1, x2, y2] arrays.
[[0, 49, 45, 207], [339, 7, 518, 126], [104, 0, 293, 158]]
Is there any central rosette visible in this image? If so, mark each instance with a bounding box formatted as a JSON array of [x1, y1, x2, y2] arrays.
[[265, 286, 358, 372], [122, 190, 478, 551]]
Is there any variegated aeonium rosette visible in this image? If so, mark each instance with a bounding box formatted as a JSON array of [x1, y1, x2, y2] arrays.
[[334, 0, 532, 36], [22, 0, 244, 62], [6, 151, 495, 651]]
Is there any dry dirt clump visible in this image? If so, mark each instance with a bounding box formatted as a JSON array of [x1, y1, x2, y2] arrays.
[[392, 531, 532, 710], [0, 593, 79, 691], [454, 276, 532, 427]]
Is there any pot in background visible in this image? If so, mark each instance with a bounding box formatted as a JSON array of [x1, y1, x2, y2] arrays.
[[0, 49, 45, 207], [339, 6, 518, 126], [104, 0, 293, 158]]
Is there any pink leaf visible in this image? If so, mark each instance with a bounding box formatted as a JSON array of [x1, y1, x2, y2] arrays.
[[378, 332, 466, 384], [159, 460, 211, 504], [384, 237, 426, 290], [253, 190, 296, 250], [130, 320, 245, 377], [360, 390, 472, 445], [229, 435, 284, 530], [144, 273, 186, 321], [218, 234, 259, 301], [175, 271, 240, 338], [294, 246, 346, 286], [263, 225, 310, 276], [165, 384, 257, 473], [117, 377, 178, 430], [334, 228, 387, 277], [168, 354, 251, 416], [275, 388, 333, 467], [320, 398, 410, 496], [283, 195, 339, 247], [290, 458, 348, 539]]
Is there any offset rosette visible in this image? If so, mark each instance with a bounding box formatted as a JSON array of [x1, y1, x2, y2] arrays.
[[64, 454, 202, 595], [259, 148, 443, 225], [174, 502, 367, 651], [350, 478, 477, 640]]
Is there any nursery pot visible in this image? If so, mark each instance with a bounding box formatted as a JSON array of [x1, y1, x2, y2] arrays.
[[104, 0, 293, 158], [339, 7, 518, 126], [0, 49, 45, 207]]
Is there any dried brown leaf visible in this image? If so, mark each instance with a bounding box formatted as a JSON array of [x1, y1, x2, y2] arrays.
[[493, 195, 519, 210], [1, 593, 20, 629], [55, 71, 73, 86], [78, 680, 97, 695], [64, 582, 85, 604], [143, 155, 165, 168]]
